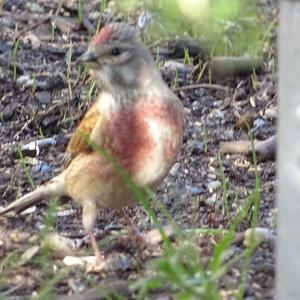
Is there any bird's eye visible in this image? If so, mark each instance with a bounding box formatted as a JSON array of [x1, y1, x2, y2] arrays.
[[110, 48, 123, 56]]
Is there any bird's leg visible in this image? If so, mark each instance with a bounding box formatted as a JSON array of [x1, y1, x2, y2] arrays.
[[87, 229, 103, 263], [120, 208, 148, 246], [82, 201, 104, 263]]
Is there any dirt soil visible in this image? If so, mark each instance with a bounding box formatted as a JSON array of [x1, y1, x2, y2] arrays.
[[0, 0, 278, 299]]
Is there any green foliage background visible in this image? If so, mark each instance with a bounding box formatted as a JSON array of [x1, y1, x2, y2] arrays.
[[116, 0, 266, 56]]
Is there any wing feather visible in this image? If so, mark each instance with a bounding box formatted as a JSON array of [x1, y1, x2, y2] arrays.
[[63, 105, 101, 167]]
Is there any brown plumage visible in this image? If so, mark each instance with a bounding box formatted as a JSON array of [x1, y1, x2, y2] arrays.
[[0, 23, 185, 260]]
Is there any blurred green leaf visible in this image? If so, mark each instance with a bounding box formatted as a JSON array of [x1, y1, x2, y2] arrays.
[[116, 0, 265, 56]]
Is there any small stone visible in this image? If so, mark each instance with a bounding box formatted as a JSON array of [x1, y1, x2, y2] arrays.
[[21, 206, 37, 215], [68, 279, 86, 293], [163, 60, 190, 73], [28, 235, 39, 243], [145, 226, 174, 245], [24, 32, 41, 48], [207, 173, 216, 180], [25, 2, 44, 13], [57, 209, 76, 217], [21, 141, 39, 157], [63, 255, 98, 267], [250, 96, 256, 107], [264, 107, 277, 119], [190, 186, 203, 195], [1, 104, 15, 120], [223, 274, 239, 290], [35, 92, 51, 104], [209, 157, 216, 163], [39, 162, 52, 175], [22, 157, 39, 166], [253, 118, 265, 130], [89, 11, 101, 21], [36, 137, 57, 147], [208, 165, 216, 173], [9, 230, 31, 243], [42, 233, 76, 257], [243, 227, 275, 247], [207, 180, 221, 192], [137, 11, 153, 30], [52, 16, 79, 34], [192, 142, 204, 154], [18, 246, 40, 266], [17, 74, 31, 86], [104, 253, 134, 272], [235, 112, 255, 129], [0, 41, 11, 53], [63, 256, 82, 266], [206, 193, 217, 205], [169, 162, 180, 176]]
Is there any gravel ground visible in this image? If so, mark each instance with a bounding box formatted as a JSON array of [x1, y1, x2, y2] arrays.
[[0, 0, 277, 299]]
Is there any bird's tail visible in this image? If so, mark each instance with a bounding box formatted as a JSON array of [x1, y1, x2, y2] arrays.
[[0, 174, 65, 215]]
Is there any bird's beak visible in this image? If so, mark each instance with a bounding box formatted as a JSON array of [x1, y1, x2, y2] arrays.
[[77, 49, 98, 64]]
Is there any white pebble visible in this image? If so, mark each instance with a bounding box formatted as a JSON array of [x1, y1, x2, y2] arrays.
[[63, 255, 96, 266], [169, 162, 180, 176], [207, 173, 216, 180], [250, 96, 256, 107], [243, 227, 275, 247], [206, 193, 217, 205], [264, 107, 277, 119], [207, 180, 221, 192]]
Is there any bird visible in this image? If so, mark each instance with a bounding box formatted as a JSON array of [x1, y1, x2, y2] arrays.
[[0, 22, 185, 261]]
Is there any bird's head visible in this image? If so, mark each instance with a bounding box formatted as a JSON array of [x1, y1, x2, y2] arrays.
[[78, 23, 158, 97]]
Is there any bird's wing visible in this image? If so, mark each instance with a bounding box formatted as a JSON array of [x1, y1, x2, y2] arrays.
[[63, 103, 101, 168]]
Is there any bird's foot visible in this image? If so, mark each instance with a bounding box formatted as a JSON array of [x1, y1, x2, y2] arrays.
[[87, 230, 105, 265]]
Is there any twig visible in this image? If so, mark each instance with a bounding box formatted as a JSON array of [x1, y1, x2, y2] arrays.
[[220, 80, 245, 110], [0, 283, 24, 297], [13, 116, 36, 140], [219, 135, 277, 162], [13, 100, 68, 140], [14, 12, 53, 42], [173, 83, 229, 92]]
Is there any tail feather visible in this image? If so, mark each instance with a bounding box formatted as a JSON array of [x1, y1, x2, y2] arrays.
[[0, 174, 65, 216]]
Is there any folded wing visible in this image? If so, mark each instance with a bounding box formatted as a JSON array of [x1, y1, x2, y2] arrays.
[[63, 103, 101, 167]]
